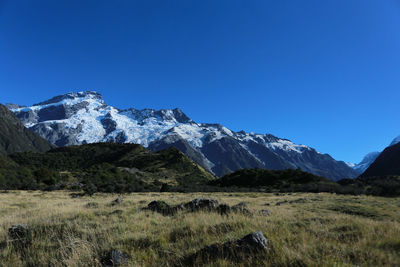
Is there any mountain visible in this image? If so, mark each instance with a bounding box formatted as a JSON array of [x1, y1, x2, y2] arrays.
[[352, 152, 380, 174], [0, 103, 53, 155], [360, 142, 400, 178], [9, 91, 357, 180], [352, 136, 400, 174], [389, 135, 400, 147]]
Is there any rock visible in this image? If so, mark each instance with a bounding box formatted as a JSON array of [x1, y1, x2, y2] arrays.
[[260, 210, 271, 216], [147, 200, 170, 212], [184, 198, 219, 211], [231, 202, 252, 216], [85, 202, 99, 208], [101, 249, 129, 266], [276, 201, 288, 206], [8, 224, 32, 246], [236, 231, 269, 251], [145, 200, 180, 216], [186, 231, 269, 264], [113, 197, 122, 204], [217, 204, 231, 215]]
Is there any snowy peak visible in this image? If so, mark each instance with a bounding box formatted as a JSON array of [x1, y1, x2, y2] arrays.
[[120, 107, 192, 124], [353, 151, 380, 174], [33, 91, 105, 107], [9, 91, 358, 180], [353, 134, 400, 175], [390, 135, 400, 147]]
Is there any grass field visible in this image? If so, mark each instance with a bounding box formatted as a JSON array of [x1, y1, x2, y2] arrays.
[[0, 191, 399, 266]]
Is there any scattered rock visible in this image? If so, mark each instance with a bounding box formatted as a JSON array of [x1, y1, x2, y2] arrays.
[[186, 231, 269, 264], [101, 249, 129, 266], [184, 198, 219, 211], [8, 224, 32, 246], [217, 204, 231, 215], [145, 199, 255, 216], [145, 200, 181, 216], [85, 202, 99, 208], [276, 201, 288, 206], [113, 197, 122, 204], [260, 210, 271, 216], [236, 231, 269, 251], [231, 202, 252, 216]]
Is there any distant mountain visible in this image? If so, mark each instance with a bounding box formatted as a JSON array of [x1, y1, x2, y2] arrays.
[[389, 135, 400, 147], [9, 91, 357, 180], [352, 136, 400, 174], [360, 142, 400, 178], [0, 104, 53, 155], [352, 152, 380, 174]]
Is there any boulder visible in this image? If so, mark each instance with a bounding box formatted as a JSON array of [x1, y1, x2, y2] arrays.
[[113, 197, 122, 204], [101, 249, 129, 266], [145, 200, 180, 216], [186, 231, 269, 264], [184, 198, 219, 211], [8, 224, 32, 246], [260, 210, 271, 216], [231, 202, 252, 216]]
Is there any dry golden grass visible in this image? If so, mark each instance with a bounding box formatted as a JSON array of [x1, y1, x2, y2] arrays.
[[0, 191, 399, 266]]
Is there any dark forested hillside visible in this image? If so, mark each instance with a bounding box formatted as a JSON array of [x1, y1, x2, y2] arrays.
[[6, 143, 215, 192], [0, 104, 53, 155], [360, 142, 400, 178]]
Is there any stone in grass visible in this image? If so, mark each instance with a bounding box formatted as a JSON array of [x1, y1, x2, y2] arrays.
[[187, 231, 269, 264], [231, 202, 252, 216], [113, 197, 122, 204], [260, 210, 271, 216], [8, 224, 32, 247], [183, 198, 219, 211], [101, 249, 129, 266], [146, 200, 181, 216]]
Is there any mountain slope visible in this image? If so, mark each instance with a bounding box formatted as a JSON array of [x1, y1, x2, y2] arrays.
[[0, 104, 53, 155], [352, 152, 380, 174], [10, 143, 215, 191], [352, 136, 400, 174], [360, 142, 400, 178], [10, 91, 357, 180]]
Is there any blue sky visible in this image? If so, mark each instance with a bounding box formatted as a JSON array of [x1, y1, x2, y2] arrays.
[[0, 0, 399, 163]]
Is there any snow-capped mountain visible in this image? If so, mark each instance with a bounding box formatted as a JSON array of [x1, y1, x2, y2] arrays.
[[352, 152, 380, 174], [352, 136, 400, 175], [9, 91, 358, 180], [390, 135, 400, 147]]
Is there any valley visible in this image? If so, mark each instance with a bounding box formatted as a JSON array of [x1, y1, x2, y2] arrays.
[[0, 191, 399, 266]]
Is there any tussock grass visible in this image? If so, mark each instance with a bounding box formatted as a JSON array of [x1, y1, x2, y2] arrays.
[[0, 191, 399, 266]]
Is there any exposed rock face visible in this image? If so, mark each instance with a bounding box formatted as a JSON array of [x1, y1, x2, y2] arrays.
[[9, 91, 358, 180]]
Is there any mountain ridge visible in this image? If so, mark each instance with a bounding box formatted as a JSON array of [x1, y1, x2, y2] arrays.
[[9, 91, 358, 180]]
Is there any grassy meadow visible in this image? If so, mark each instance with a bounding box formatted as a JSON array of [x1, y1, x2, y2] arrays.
[[0, 191, 399, 266]]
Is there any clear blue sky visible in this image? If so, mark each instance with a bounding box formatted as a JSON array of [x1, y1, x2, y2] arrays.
[[1, 0, 399, 164]]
